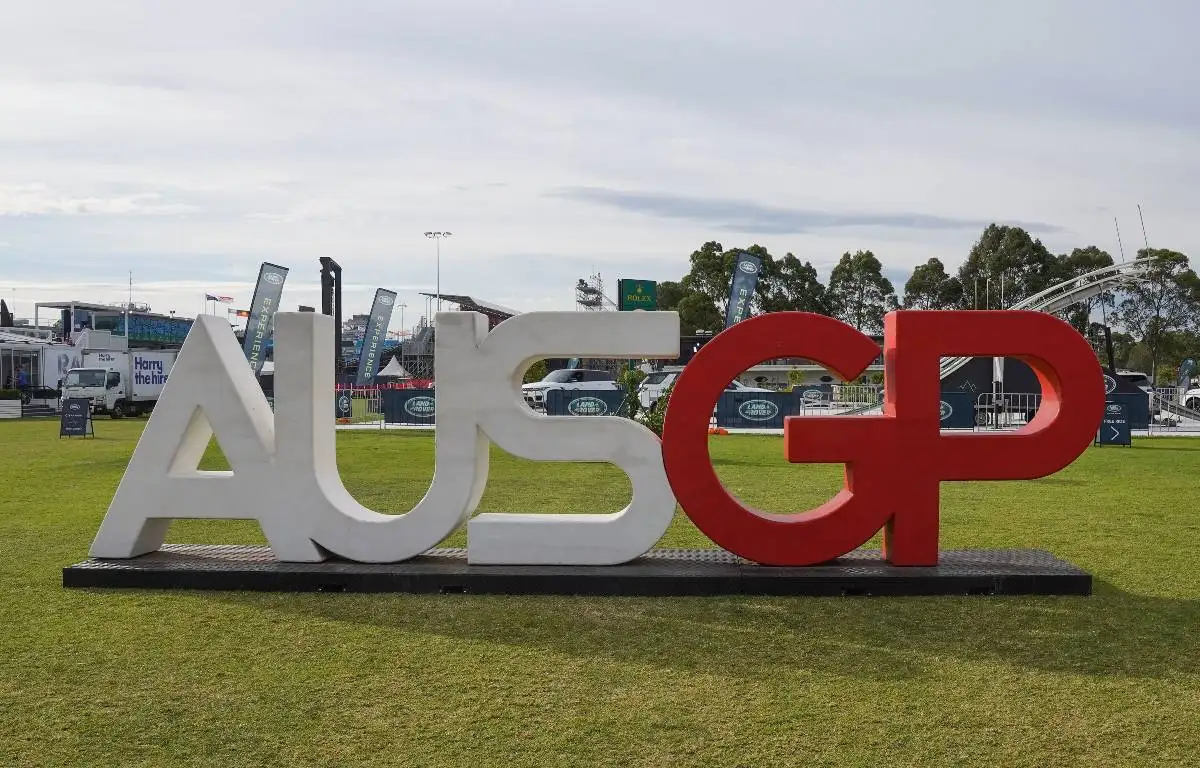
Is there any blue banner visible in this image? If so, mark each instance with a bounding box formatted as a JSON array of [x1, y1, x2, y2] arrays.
[[382, 389, 437, 424], [715, 391, 791, 429], [724, 252, 762, 328], [355, 288, 398, 386], [544, 389, 628, 416], [242, 262, 289, 375]]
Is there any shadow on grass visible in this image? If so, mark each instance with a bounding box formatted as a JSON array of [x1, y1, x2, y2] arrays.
[[213, 578, 1198, 682]]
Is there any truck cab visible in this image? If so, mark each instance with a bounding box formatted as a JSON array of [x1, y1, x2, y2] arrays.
[[61, 367, 128, 416], [60, 349, 176, 418]]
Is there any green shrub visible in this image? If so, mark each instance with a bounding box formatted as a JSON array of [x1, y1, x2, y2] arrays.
[[643, 383, 673, 437], [523, 359, 548, 384], [617, 366, 647, 419], [0, 389, 21, 401]]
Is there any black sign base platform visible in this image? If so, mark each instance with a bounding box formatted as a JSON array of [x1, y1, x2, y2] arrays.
[[64, 546, 1092, 597]]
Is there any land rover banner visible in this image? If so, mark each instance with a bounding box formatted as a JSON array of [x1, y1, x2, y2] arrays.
[[354, 288, 398, 385], [242, 262, 289, 375], [723, 251, 762, 328]]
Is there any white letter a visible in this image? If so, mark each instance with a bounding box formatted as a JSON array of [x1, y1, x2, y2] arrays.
[[88, 315, 326, 561]]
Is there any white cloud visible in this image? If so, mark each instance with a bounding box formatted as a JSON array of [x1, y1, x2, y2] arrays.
[[0, 0, 1197, 328], [0, 184, 199, 216]]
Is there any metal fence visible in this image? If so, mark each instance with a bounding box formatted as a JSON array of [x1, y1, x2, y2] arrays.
[[334, 385, 384, 425], [972, 392, 1041, 430], [1147, 387, 1200, 434], [830, 384, 882, 407]]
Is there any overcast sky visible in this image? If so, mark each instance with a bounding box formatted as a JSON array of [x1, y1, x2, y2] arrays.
[[2, 0, 1197, 331]]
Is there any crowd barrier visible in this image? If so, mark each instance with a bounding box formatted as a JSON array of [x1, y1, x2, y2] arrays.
[[381, 388, 437, 425], [544, 388, 629, 416], [375, 387, 979, 429]]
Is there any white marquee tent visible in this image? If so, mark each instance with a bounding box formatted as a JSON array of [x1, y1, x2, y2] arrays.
[[377, 357, 411, 380]]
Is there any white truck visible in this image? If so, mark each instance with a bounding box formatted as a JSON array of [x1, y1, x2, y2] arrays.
[[60, 349, 178, 418]]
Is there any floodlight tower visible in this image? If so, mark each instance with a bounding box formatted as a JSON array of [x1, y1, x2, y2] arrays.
[[424, 231, 452, 312]]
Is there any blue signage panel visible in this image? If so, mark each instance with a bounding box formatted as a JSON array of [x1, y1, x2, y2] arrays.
[[59, 397, 94, 438], [544, 389, 628, 417], [1105, 391, 1149, 430], [938, 390, 975, 429], [335, 391, 353, 420], [716, 391, 791, 429], [382, 389, 436, 424], [1096, 401, 1131, 446]]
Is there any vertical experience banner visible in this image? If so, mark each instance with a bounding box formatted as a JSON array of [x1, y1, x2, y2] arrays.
[[355, 288, 398, 386], [724, 252, 762, 328], [242, 262, 290, 375]]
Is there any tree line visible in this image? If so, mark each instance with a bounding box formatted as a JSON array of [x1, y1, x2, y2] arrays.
[[656, 224, 1200, 385]]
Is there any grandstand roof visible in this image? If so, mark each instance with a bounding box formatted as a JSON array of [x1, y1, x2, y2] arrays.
[[419, 293, 521, 319], [34, 300, 182, 321]]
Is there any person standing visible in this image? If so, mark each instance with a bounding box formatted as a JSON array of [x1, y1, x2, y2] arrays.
[[15, 366, 31, 405]]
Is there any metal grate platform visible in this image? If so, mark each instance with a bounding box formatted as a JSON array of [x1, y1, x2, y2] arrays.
[[63, 546, 1092, 596]]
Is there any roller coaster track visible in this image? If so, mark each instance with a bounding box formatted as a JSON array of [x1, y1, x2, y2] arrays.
[[939, 257, 1154, 381]]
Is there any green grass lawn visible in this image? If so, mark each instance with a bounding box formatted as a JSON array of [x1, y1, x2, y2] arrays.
[[1, 418, 1197, 767]]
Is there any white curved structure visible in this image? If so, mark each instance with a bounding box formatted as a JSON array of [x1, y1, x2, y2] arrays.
[[939, 257, 1154, 380]]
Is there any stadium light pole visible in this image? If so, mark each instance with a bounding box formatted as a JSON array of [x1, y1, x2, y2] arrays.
[[397, 302, 407, 369], [424, 231, 452, 313]]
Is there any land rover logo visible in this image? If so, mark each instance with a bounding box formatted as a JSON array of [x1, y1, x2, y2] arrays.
[[738, 260, 758, 275], [69, 402, 82, 412], [380, 295, 394, 306], [1106, 403, 1123, 414], [801, 388, 823, 403], [264, 272, 284, 285], [939, 400, 952, 420], [567, 397, 608, 416], [738, 399, 778, 422], [404, 396, 436, 418], [1103, 375, 1116, 394]]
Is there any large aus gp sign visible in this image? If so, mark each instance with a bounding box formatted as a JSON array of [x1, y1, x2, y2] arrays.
[[88, 309, 1103, 568]]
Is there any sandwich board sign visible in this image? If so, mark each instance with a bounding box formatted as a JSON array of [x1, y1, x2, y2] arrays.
[[1095, 401, 1131, 446], [59, 398, 94, 439], [335, 392, 353, 420]]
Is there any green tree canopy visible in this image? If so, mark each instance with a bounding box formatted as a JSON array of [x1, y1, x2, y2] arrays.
[[761, 253, 830, 314], [902, 257, 963, 309], [956, 224, 1060, 308], [1114, 248, 1200, 385], [1055, 246, 1116, 333], [828, 250, 897, 334]]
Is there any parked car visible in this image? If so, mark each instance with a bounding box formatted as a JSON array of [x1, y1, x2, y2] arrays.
[[638, 369, 770, 411], [521, 368, 619, 410]]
